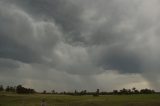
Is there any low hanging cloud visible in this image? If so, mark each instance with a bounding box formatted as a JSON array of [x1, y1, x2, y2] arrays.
[[0, 0, 160, 91]]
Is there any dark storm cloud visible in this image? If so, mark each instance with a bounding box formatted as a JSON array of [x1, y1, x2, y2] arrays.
[[0, 58, 19, 69], [0, 2, 38, 63], [0, 0, 160, 91], [0, 1, 61, 63], [0, 34, 39, 63], [0, 0, 85, 63], [96, 46, 143, 73], [8, 0, 85, 43]]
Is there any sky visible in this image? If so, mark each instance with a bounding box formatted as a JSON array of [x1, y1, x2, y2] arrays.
[[0, 0, 160, 92]]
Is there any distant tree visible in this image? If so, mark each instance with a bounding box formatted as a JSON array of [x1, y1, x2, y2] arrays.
[[140, 88, 155, 94], [93, 89, 100, 96], [43, 90, 46, 94], [52, 90, 55, 94], [63, 91, 66, 94], [16, 85, 24, 94], [84, 90, 87, 94], [16, 85, 35, 94], [80, 90, 87, 95], [96, 89, 100, 94], [135, 90, 139, 94], [74, 90, 77, 94], [132, 87, 139, 94], [0, 85, 4, 92], [119, 88, 129, 94], [10, 86, 16, 92], [4, 86, 16, 92], [132, 87, 136, 92], [113, 90, 118, 94], [5, 86, 10, 92], [128, 89, 132, 94]]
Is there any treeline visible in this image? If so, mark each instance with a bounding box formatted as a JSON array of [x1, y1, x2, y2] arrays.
[[0, 85, 35, 94], [46, 88, 156, 96], [111, 88, 155, 95], [0, 85, 158, 95], [16, 85, 35, 94]]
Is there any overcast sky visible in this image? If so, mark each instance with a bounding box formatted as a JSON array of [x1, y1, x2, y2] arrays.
[[0, 0, 160, 92]]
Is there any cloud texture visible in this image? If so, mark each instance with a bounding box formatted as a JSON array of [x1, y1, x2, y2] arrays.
[[0, 0, 160, 91]]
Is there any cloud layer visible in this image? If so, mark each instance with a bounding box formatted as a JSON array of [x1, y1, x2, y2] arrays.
[[0, 0, 160, 91]]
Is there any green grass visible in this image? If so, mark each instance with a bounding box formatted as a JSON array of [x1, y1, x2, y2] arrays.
[[0, 93, 160, 106]]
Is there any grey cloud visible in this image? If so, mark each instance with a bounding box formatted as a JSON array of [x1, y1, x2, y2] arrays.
[[1, 0, 160, 91], [0, 58, 19, 69], [0, 2, 61, 63], [79, 0, 160, 73], [0, 3, 40, 63], [96, 46, 142, 73], [8, 0, 85, 44], [0, 35, 39, 63]]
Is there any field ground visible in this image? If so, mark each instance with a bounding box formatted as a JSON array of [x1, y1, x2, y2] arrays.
[[0, 93, 160, 106]]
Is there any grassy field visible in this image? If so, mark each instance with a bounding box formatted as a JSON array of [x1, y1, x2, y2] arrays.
[[0, 93, 160, 106]]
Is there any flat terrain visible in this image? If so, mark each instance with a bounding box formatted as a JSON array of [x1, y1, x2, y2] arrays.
[[0, 93, 160, 106]]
